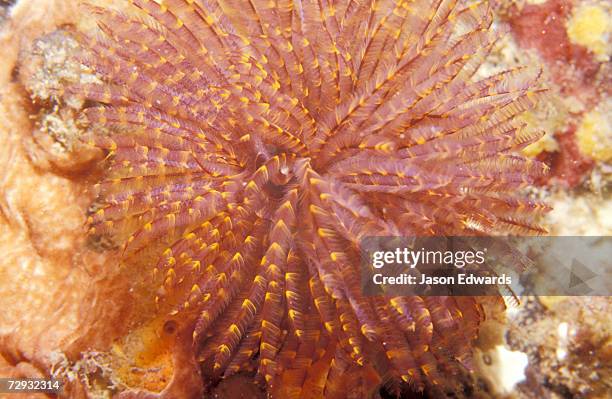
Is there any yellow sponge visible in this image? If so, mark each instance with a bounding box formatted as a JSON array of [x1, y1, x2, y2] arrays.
[[567, 3, 611, 61], [575, 102, 612, 162]]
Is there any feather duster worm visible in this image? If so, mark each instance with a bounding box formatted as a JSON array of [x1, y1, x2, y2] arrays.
[[74, 0, 549, 396]]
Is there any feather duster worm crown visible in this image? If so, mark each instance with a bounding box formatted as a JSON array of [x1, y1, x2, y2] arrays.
[[75, 0, 549, 396]]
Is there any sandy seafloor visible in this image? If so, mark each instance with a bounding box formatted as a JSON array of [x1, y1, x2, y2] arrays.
[[0, 0, 610, 398]]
